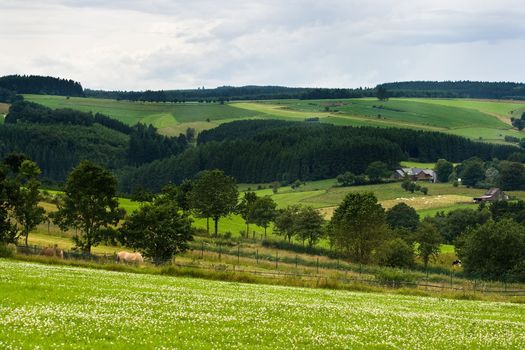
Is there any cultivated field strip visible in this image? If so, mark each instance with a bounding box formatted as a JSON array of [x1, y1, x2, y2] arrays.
[[1, 259, 524, 349]]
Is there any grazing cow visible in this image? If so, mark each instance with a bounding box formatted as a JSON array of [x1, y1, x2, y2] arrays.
[[452, 259, 462, 267], [40, 245, 64, 259], [116, 251, 144, 264]]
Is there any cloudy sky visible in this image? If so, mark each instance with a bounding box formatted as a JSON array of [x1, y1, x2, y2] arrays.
[[1, 0, 524, 90]]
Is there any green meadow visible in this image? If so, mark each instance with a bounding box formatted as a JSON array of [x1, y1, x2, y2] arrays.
[[23, 95, 266, 136], [23, 95, 525, 143], [1, 259, 524, 349]]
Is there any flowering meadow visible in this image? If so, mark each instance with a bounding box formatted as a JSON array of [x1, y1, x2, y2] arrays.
[[0, 259, 524, 349]]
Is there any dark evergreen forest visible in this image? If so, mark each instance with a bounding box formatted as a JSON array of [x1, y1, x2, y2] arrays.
[[119, 120, 521, 192], [0, 75, 84, 97], [0, 101, 188, 182], [380, 81, 525, 99]]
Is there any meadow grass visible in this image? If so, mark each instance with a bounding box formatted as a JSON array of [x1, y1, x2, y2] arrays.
[[23, 95, 265, 135], [24, 95, 525, 142], [1, 259, 524, 349]]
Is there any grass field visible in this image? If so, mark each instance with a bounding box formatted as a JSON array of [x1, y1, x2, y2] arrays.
[[23, 95, 525, 142], [23, 95, 267, 136], [1, 259, 524, 349]]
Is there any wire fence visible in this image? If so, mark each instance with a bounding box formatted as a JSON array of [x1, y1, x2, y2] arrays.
[[14, 243, 525, 297]]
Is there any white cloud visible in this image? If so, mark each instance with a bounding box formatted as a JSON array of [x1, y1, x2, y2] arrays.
[[0, 0, 524, 90]]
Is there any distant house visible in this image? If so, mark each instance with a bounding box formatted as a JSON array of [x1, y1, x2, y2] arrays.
[[473, 188, 508, 203], [392, 168, 437, 183]]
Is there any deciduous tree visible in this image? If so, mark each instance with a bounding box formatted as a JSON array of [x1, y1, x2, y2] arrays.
[[330, 192, 387, 263], [52, 161, 122, 253]]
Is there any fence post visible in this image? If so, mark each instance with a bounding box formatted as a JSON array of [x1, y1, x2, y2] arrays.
[[295, 255, 298, 269], [256, 249, 259, 264], [201, 242, 204, 259], [316, 257, 319, 274], [275, 251, 278, 269], [218, 243, 221, 261], [237, 245, 240, 265]]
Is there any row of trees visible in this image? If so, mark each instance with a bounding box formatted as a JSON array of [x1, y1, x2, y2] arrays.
[[380, 81, 525, 99]]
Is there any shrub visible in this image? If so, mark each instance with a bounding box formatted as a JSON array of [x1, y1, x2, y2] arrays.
[[375, 268, 418, 288], [0, 243, 16, 258], [375, 238, 414, 268]]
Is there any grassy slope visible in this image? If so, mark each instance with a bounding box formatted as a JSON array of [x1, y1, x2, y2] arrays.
[[237, 98, 525, 143], [1, 259, 524, 349], [24, 95, 525, 142], [23, 95, 266, 136]]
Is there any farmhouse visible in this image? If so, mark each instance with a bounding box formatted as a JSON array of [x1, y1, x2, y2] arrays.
[[392, 167, 437, 183], [473, 188, 508, 203]]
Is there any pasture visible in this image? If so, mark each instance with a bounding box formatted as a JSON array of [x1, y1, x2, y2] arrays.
[[1, 259, 524, 349], [23, 95, 525, 143], [23, 95, 265, 136]]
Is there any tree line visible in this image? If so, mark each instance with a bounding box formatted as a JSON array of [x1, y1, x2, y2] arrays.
[[84, 86, 376, 102], [0, 75, 84, 97], [380, 81, 525, 99], [120, 120, 521, 192]]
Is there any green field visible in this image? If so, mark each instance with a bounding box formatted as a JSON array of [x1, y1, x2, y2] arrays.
[[23, 95, 525, 143], [1, 259, 523, 349], [23, 95, 267, 136]]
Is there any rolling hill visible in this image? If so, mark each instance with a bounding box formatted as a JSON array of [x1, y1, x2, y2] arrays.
[[23, 94, 525, 143]]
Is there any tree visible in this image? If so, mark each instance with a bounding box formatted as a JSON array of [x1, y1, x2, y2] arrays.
[[441, 208, 491, 243], [434, 159, 454, 183], [365, 161, 389, 183], [413, 221, 442, 270], [330, 192, 387, 263], [274, 205, 300, 242], [512, 118, 525, 131], [190, 170, 238, 236], [12, 160, 45, 246], [294, 206, 325, 247], [460, 158, 485, 187], [457, 219, 525, 281], [250, 196, 277, 239], [270, 181, 280, 194], [386, 203, 419, 232], [375, 238, 414, 268], [159, 181, 193, 212], [185, 127, 196, 143], [336, 172, 356, 187], [120, 199, 192, 264], [51, 161, 122, 253], [376, 85, 389, 101], [0, 164, 17, 244], [498, 161, 525, 190], [237, 192, 258, 237]]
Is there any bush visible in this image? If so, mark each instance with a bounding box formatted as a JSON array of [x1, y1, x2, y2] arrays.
[[375, 268, 418, 288], [375, 238, 414, 268], [0, 243, 16, 258]]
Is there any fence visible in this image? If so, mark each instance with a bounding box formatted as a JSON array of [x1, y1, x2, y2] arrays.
[[14, 243, 525, 297]]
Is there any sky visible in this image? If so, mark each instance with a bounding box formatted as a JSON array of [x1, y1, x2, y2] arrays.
[[1, 0, 525, 90]]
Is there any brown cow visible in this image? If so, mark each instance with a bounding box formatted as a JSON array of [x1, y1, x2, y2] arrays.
[[40, 245, 64, 259], [116, 251, 144, 264]]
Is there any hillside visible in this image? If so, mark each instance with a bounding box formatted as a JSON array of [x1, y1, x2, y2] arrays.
[[24, 94, 525, 143]]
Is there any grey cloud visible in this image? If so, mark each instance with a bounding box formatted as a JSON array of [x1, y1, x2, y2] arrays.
[[1, 1, 525, 90]]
